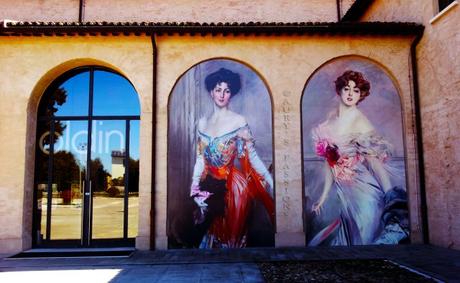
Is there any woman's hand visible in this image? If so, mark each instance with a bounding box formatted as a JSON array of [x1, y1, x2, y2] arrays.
[[312, 199, 325, 215], [312, 161, 333, 216], [193, 195, 208, 225], [190, 183, 212, 208], [193, 196, 208, 208]]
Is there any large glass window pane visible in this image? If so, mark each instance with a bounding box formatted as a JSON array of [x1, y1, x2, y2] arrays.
[[93, 70, 140, 116], [51, 71, 90, 117], [91, 120, 126, 239], [128, 120, 140, 238], [50, 120, 87, 240]]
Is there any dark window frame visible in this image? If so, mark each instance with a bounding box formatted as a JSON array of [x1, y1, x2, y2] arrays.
[[437, 0, 456, 12]]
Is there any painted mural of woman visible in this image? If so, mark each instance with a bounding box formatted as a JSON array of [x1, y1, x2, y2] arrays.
[[190, 68, 274, 248], [309, 70, 409, 246]]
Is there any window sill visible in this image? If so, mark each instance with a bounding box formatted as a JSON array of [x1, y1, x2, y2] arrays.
[[430, 1, 458, 25]]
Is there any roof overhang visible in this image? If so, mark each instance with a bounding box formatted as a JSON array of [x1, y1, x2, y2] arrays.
[[0, 21, 423, 37]]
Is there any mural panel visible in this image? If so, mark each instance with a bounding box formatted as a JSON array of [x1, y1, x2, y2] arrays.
[[302, 57, 409, 246], [168, 59, 274, 248]]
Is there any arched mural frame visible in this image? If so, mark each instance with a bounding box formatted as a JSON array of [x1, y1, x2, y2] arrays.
[[166, 57, 276, 249], [300, 55, 413, 246]]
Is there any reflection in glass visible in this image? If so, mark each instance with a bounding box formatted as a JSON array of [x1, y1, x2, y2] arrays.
[[36, 183, 47, 244], [52, 71, 89, 117], [34, 118, 50, 243], [91, 120, 125, 239], [129, 120, 140, 238], [93, 71, 140, 116], [50, 121, 87, 240]]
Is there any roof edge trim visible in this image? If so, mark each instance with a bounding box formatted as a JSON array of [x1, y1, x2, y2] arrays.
[[0, 21, 423, 37]]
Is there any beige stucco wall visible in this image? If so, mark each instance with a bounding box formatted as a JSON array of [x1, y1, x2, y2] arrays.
[[0, 36, 153, 254], [155, 34, 423, 249], [1, 0, 337, 23], [362, 0, 460, 250], [0, 32, 423, 253], [361, 0, 431, 22]]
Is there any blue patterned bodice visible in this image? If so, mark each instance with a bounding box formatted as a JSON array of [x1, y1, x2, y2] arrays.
[[197, 125, 249, 168]]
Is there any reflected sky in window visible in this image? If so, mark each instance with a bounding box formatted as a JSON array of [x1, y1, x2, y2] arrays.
[[52, 70, 140, 117], [53, 72, 89, 116], [44, 68, 141, 175], [93, 70, 140, 116]]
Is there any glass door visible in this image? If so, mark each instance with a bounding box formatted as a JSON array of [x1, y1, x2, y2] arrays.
[[35, 120, 88, 245], [89, 120, 139, 245], [90, 120, 126, 243], [34, 119, 138, 247], [33, 67, 140, 248]]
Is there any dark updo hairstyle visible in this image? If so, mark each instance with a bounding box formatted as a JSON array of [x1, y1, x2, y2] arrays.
[[334, 70, 371, 104], [205, 68, 241, 97]]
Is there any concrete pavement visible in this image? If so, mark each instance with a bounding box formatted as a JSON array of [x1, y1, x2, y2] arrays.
[[0, 245, 459, 282]]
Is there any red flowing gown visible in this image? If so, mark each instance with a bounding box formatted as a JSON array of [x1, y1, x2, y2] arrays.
[[193, 125, 274, 248]]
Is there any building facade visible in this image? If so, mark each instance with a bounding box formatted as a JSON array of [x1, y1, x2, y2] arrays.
[[0, 0, 458, 254]]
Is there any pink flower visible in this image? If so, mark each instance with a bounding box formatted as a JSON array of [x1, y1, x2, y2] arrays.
[[315, 140, 329, 157], [315, 139, 341, 167], [325, 145, 340, 166]]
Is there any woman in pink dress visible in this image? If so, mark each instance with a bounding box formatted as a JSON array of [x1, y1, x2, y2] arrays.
[[309, 70, 409, 246]]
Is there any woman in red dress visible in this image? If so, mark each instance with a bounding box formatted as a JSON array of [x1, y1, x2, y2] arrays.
[[190, 68, 274, 248]]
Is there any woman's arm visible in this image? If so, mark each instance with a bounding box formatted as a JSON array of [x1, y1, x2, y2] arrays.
[[312, 161, 333, 215], [355, 115, 392, 193], [190, 152, 204, 189], [236, 118, 274, 196], [367, 157, 392, 193], [190, 152, 211, 208], [190, 120, 212, 207], [246, 142, 274, 196]]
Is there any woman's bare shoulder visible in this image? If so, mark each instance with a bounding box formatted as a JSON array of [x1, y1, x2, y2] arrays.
[[197, 117, 208, 131], [229, 112, 247, 128], [354, 111, 374, 133]]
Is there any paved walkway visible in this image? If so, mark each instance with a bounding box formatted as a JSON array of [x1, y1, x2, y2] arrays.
[[0, 245, 459, 282]]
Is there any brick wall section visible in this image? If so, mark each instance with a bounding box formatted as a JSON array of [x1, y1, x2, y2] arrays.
[[0, 0, 338, 23], [0, 0, 79, 22]]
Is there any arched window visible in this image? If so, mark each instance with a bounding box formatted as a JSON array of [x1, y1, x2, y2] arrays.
[[33, 66, 140, 248]]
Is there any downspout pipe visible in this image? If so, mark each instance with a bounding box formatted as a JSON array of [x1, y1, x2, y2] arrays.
[[410, 28, 429, 244], [150, 35, 157, 250], [336, 0, 342, 21], [79, 0, 85, 23]]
